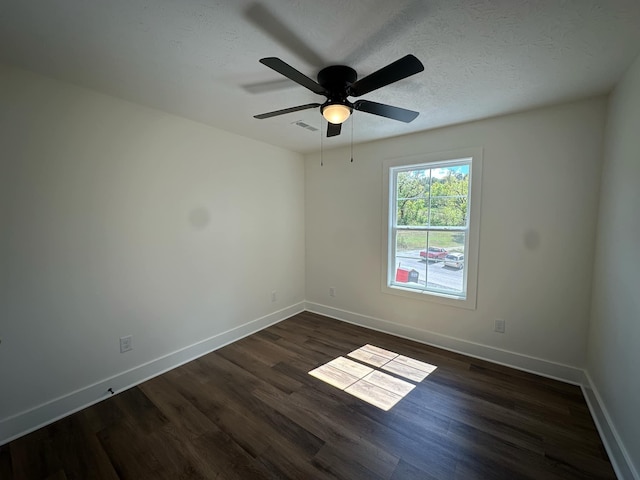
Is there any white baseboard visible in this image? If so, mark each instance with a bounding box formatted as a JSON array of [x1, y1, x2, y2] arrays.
[[0, 302, 304, 446], [582, 372, 639, 480], [304, 302, 585, 385]]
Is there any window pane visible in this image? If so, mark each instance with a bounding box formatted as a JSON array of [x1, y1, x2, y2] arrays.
[[427, 232, 466, 294], [396, 170, 429, 226], [396, 199, 428, 226], [394, 230, 427, 286], [428, 166, 469, 227]]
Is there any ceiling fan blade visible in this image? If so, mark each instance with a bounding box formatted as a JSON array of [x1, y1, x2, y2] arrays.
[[254, 103, 321, 119], [354, 100, 419, 123], [348, 54, 424, 97], [327, 122, 342, 137], [259, 58, 327, 95]]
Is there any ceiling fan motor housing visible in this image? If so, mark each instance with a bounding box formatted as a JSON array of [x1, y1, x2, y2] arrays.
[[318, 65, 358, 96], [317, 65, 357, 105]]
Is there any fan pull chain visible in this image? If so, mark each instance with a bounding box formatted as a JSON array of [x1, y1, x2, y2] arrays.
[[350, 116, 354, 163], [320, 118, 324, 166]]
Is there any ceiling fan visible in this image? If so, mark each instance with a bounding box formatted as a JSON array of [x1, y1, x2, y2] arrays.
[[253, 54, 424, 137]]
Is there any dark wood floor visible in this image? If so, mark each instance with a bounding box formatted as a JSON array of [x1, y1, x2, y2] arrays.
[[2, 312, 616, 479]]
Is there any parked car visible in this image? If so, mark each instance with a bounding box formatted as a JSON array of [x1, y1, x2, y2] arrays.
[[444, 252, 464, 269], [419, 246, 448, 261]]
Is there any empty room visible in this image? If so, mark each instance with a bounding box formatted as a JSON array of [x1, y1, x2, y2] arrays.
[[1, 1, 639, 479]]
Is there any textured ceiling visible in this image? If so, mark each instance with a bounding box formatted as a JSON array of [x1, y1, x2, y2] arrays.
[[1, 0, 639, 153]]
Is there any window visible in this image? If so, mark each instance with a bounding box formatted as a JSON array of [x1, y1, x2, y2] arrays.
[[382, 149, 482, 309]]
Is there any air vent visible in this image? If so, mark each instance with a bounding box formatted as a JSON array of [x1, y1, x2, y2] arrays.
[[292, 120, 319, 132]]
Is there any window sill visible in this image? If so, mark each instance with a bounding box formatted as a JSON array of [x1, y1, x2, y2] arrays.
[[381, 282, 477, 310]]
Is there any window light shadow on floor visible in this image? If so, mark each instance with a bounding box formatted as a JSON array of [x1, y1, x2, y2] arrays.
[[308, 344, 437, 411]]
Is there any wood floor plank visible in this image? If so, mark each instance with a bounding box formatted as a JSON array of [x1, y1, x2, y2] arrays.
[[256, 444, 339, 480], [176, 353, 326, 460], [97, 417, 171, 480], [391, 458, 441, 480], [9, 427, 63, 479], [43, 470, 68, 480], [190, 429, 274, 480], [78, 395, 126, 434], [111, 387, 169, 435], [45, 414, 119, 480], [448, 419, 572, 480], [5, 312, 616, 479], [213, 344, 305, 394], [0, 443, 13, 479], [138, 375, 216, 439], [312, 442, 395, 480]]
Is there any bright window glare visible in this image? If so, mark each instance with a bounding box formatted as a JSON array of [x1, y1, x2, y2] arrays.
[[308, 345, 437, 411]]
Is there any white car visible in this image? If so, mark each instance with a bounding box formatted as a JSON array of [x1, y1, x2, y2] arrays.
[[444, 252, 464, 269]]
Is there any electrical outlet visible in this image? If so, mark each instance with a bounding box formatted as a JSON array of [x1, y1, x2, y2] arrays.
[[271, 290, 277, 302], [494, 319, 506, 334], [120, 335, 133, 353], [329, 287, 336, 297]]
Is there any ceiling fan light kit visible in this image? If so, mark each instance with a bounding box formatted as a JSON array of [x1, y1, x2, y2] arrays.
[[254, 54, 424, 138], [322, 103, 352, 124]]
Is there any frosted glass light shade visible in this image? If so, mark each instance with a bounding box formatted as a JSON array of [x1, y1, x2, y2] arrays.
[[322, 104, 351, 124]]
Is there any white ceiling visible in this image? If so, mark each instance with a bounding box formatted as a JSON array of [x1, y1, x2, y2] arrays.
[[1, 0, 639, 153]]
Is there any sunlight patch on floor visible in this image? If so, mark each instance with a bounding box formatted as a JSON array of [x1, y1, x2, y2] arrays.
[[308, 344, 437, 411]]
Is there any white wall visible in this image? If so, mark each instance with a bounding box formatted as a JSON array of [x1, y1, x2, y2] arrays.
[[0, 65, 305, 433], [305, 97, 606, 372], [588, 53, 640, 479]]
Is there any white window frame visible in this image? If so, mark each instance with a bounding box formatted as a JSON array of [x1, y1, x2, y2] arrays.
[[381, 148, 483, 310]]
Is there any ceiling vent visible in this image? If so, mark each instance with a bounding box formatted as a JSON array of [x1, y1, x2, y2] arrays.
[[292, 120, 319, 132]]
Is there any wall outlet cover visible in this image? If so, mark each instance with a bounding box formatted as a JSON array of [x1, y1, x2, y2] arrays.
[[120, 335, 133, 353]]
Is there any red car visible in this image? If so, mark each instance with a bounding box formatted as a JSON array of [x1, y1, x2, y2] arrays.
[[420, 246, 448, 261]]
